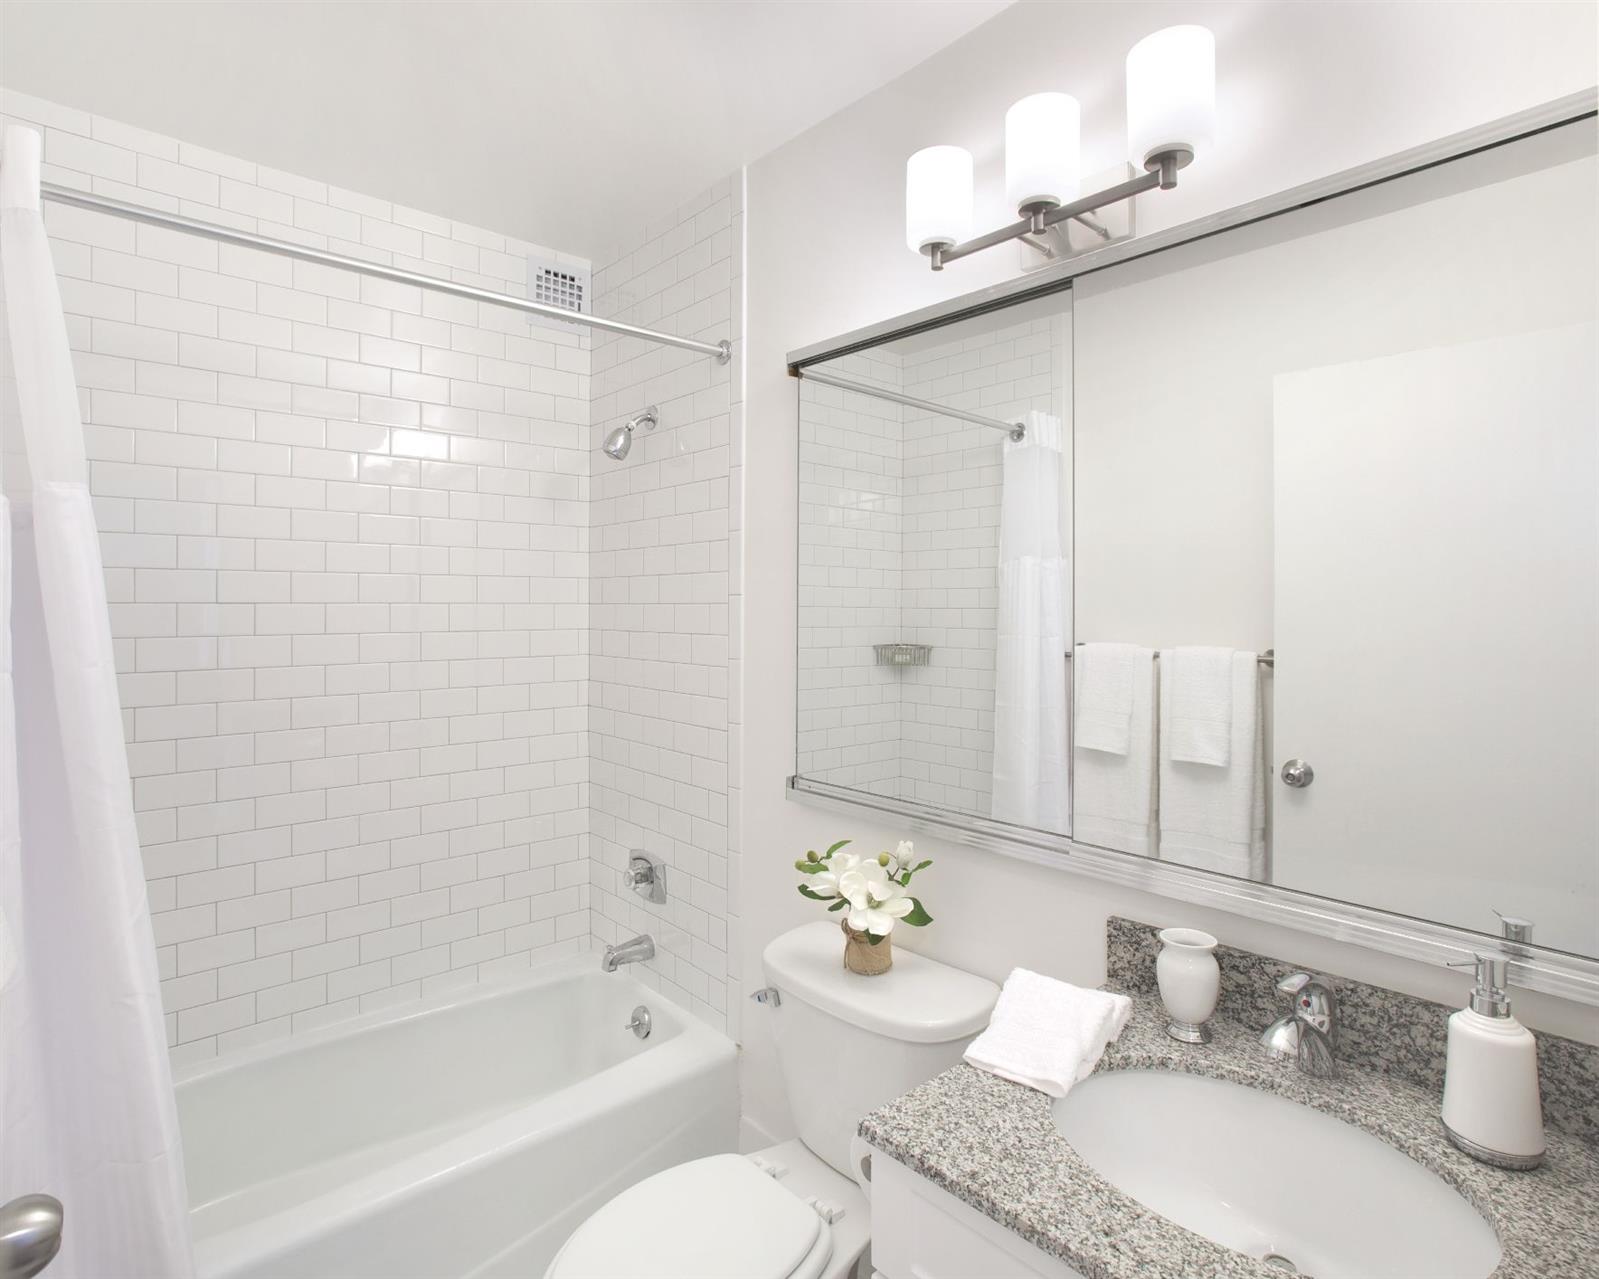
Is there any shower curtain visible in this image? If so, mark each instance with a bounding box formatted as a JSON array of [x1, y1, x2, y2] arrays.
[[990, 410, 1069, 833], [0, 126, 194, 1278]]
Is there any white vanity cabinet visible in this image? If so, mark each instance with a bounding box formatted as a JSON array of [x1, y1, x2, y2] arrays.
[[869, 1151, 1085, 1279]]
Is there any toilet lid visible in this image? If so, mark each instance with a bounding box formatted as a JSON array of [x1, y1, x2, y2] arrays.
[[546, 1154, 831, 1279]]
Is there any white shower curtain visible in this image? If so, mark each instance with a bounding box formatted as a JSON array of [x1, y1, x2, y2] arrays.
[[0, 125, 194, 1278], [990, 410, 1069, 832]]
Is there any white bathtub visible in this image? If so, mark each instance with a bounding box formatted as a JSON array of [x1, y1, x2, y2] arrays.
[[174, 958, 738, 1279]]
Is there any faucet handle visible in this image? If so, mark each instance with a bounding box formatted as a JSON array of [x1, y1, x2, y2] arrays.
[[1276, 972, 1313, 999]]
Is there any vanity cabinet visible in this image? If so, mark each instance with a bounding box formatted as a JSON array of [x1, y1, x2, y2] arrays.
[[869, 1151, 1083, 1279]]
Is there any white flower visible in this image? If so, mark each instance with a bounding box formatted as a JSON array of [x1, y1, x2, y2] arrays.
[[841, 863, 915, 938], [808, 850, 861, 899], [877, 839, 914, 877]]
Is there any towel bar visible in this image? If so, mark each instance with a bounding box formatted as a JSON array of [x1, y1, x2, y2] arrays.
[[1066, 647, 1276, 669]]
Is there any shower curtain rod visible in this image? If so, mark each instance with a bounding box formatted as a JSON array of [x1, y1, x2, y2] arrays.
[[797, 367, 1026, 441], [39, 183, 732, 364]]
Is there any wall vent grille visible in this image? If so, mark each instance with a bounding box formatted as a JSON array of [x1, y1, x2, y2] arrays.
[[528, 255, 588, 314]]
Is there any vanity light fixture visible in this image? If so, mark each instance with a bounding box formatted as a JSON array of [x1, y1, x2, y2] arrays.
[[906, 24, 1215, 271]]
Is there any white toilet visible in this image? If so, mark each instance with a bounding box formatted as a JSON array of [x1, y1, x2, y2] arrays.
[[545, 920, 999, 1279]]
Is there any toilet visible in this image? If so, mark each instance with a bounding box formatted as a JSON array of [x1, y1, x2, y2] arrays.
[[545, 920, 999, 1279]]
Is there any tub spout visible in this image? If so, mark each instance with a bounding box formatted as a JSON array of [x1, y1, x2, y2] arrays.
[[601, 934, 655, 972]]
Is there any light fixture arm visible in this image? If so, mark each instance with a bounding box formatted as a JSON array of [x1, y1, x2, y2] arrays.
[[926, 149, 1183, 272]]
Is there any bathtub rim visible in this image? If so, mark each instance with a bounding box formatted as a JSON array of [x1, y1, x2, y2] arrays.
[[171, 949, 716, 1088]]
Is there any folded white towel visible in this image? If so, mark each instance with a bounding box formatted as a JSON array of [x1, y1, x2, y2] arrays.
[[1167, 646, 1235, 766], [1073, 645, 1157, 856], [1073, 643, 1139, 755], [963, 968, 1132, 1098], [1158, 650, 1266, 879]]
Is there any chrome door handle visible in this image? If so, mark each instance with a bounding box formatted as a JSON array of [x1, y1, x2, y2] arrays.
[[0, 1194, 63, 1279], [1280, 759, 1314, 788]]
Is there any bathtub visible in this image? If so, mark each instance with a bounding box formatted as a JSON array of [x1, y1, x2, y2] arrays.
[[174, 958, 738, 1279]]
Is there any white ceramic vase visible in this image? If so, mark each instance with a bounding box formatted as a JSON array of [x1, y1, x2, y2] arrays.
[[1156, 927, 1220, 1043]]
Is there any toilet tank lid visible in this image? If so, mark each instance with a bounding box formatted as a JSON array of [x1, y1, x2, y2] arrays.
[[762, 922, 999, 1043]]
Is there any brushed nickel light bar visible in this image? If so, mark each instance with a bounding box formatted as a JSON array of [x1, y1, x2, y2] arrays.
[[925, 153, 1183, 271], [906, 25, 1214, 272], [39, 183, 732, 364]]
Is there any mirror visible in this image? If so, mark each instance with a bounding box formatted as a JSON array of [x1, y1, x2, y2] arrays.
[[795, 114, 1598, 961]]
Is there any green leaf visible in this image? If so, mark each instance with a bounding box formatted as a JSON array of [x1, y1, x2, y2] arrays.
[[912, 860, 933, 872], [827, 899, 846, 912], [866, 931, 886, 945], [823, 839, 852, 858], [902, 897, 933, 927], [798, 885, 837, 901], [795, 861, 827, 874]]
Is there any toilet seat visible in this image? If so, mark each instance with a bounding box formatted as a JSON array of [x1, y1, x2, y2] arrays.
[[545, 1153, 836, 1279]]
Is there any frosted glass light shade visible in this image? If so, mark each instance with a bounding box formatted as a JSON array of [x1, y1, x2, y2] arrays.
[[1126, 25, 1215, 166], [1005, 93, 1081, 211], [905, 145, 973, 253]]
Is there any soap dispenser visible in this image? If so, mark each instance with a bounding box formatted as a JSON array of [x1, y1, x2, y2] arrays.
[[1440, 938, 1545, 1170]]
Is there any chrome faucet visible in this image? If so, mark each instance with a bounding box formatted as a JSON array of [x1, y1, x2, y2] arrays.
[[1261, 972, 1338, 1078], [601, 933, 655, 973]]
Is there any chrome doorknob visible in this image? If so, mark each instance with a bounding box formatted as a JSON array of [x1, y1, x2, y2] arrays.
[[1280, 759, 1315, 788], [0, 1194, 63, 1279]]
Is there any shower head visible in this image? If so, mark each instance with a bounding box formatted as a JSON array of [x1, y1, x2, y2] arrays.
[[603, 405, 658, 461]]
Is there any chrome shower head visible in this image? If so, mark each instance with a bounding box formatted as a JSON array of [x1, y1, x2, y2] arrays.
[[602, 405, 658, 461]]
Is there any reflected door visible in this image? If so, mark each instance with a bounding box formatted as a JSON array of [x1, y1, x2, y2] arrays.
[[1272, 323, 1599, 952]]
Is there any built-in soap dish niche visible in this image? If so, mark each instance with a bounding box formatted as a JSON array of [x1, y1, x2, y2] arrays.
[[875, 643, 932, 668]]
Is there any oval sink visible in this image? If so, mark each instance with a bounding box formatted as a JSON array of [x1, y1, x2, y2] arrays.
[[1053, 1070, 1501, 1279]]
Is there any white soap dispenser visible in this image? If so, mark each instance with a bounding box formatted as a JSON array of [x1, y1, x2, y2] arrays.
[[1440, 941, 1544, 1170]]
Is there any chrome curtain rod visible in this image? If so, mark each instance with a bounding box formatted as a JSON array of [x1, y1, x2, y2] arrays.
[[1069, 647, 1276, 669], [798, 367, 1026, 441], [39, 183, 731, 364]]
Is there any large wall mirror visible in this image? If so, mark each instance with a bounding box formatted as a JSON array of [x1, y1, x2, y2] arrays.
[[793, 105, 1599, 973]]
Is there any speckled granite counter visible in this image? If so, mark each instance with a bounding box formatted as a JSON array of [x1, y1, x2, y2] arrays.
[[859, 993, 1599, 1279]]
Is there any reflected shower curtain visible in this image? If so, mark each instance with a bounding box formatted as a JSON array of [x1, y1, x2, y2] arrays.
[[0, 126, 194, 1278], [990, 410, 1069, 833]]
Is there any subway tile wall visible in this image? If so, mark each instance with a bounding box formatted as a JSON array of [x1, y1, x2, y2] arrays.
[[796, 350, 904, 794], [1, 89, 597, 1060], [795, 313, 1067, 813], [899, 312, 1066, 814], [586, 174, 743, 1034]]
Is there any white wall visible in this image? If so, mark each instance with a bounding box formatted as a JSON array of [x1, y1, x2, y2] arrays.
[[740, 0, 1599, 1143]]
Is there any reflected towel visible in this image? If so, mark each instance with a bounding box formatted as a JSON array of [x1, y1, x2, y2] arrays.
[[1167, 646, 1235, 766], [1073, 645, 1156, 856], [1158, 649, 1266, 879], [1074, 643, 1140, 755], [964, 968, 1132, 1098]]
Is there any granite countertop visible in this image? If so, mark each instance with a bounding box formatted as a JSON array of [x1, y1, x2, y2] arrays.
[[859, 992, 1599, 1279]]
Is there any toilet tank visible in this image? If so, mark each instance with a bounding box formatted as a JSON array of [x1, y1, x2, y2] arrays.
[[762, 922, 999, 1177]]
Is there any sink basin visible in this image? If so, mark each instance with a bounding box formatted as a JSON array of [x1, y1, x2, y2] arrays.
[[1053, 1070, 1501, 1279]]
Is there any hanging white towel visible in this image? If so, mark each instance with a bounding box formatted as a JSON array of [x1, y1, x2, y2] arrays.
[[1073, 642, 1139, 755], [964, 968, 1132, 1098], [991, 410, 1069, 834], [1167, 646, 1234, 765], [1072, 644, 1156, 856], [1158, 649, 1266, 879]]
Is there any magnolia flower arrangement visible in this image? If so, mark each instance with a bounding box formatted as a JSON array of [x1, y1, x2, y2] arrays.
[[795, 839, 932, 975]]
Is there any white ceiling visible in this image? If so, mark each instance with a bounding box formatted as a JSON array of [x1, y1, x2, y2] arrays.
[[0, 0, 1011, 258]]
